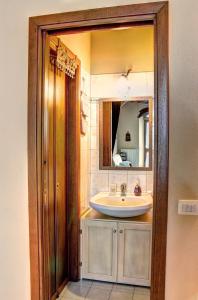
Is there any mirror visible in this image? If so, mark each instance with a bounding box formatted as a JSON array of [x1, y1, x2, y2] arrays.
[[99, 97, 153, 170]]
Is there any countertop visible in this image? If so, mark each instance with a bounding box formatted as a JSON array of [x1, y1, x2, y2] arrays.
[[81, 208, 153, 224]]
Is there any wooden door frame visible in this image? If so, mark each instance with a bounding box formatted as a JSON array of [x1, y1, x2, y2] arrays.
[[28, 2, 169, 300]]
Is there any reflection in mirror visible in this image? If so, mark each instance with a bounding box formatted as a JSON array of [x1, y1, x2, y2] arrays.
[[99, 98, 153, 170]]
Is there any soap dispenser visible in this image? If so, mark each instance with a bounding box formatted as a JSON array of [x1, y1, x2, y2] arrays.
[[134, 182, 142, 196]]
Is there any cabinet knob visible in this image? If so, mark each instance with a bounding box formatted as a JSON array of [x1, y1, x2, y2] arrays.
[[113, 229, 117, 233], [119, 230, 123, 234]]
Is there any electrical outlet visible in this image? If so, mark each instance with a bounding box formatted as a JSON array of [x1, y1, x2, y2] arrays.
[[178, 200, 198, 215]]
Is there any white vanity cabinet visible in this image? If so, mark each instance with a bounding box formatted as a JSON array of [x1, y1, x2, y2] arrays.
[[117, 222, 152, 286], [82, 220, 118, 282], [81, 211, 152, 286]]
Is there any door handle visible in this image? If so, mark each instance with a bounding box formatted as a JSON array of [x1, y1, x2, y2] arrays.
[[113, 229, 117, 233], [119, 230, 123, 234]]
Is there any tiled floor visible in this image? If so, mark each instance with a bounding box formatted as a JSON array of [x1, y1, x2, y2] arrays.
[[58, 280, 150, 300]]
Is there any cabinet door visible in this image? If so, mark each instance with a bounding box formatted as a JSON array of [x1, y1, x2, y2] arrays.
[[82, 220, 117, 282], [117, 222, 152, 286]]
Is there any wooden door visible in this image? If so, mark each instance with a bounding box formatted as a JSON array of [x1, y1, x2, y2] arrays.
[[48, 50, 56, 297], [54, 66, 67, 290], [46, 37, 81, 299], [46, 43, 68, 298], [117, 222, 152, 286], [82, 220, 117, 282]]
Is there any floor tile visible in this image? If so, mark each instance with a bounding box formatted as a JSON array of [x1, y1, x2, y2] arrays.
[[92, 280, 113, 290], [112, 283, 134, 293], [59, 280, 150, 300], [68, 280, 93, 288], [59, 286, 67, 298], [134, 287, 150, 295], [61, 284, 90, 300], [133, 293, 150, 300], [110, 291, 133, 300], [86, 286, 111, 300]]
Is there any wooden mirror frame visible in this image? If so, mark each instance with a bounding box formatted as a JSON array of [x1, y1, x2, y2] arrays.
[[28, 2, 169, 300], [99, 97, 153, 171]]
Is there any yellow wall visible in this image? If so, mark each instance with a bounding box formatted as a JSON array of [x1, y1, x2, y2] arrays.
[[1, 1, 198, 300], [60, 26, 154, 75], [59, 33, 91, 213], [60, 32, 91, 73], [90, 26, 154, 74]]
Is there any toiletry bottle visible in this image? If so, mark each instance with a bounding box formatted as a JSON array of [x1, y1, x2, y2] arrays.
[[134, 183, 142, 196], [109, 183, 117, 195]]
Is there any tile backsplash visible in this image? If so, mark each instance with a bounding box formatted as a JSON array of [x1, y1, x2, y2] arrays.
[[90, 171, 153, 197]]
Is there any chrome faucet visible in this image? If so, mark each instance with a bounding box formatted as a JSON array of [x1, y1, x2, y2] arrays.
[[120, 183, 127, 196]]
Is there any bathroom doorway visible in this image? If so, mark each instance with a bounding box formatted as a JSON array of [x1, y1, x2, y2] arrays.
[[28, 3, 168, 300]]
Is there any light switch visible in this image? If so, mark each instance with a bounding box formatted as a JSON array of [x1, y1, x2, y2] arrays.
[[178, 200, 198, 215]]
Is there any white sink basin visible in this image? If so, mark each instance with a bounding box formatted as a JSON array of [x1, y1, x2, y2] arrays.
[[89, 192, 153, 218]]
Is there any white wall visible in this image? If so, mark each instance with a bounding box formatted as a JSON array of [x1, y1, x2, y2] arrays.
[[91, 72, 154, 98], [166, 0, 198, 299], [1, 0, 198, 300], [117, 102, 147, 151]]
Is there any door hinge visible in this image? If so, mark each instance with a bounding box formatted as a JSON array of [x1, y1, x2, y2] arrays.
[[80, 261, 82, 267], [80, 229, 82, 234]]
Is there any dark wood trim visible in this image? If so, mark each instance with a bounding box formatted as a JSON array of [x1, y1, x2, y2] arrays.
[[42, 32, 51, 300], [28, 2, 169, 300], [51, 278, 69, 300], [100, 101, 112, 167], [151, 3, 169, 300], [50, 20, 154, 36], [148, 97, 153, 172], [39, 15, 155, 32], [99, 97, 153, 171], [28, 19, 42, 300], [66, 65, 81, 281]]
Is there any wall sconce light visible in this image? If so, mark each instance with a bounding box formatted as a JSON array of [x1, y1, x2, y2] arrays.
[[117, 68, 132, 100], [122, 68, 132, 78]]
